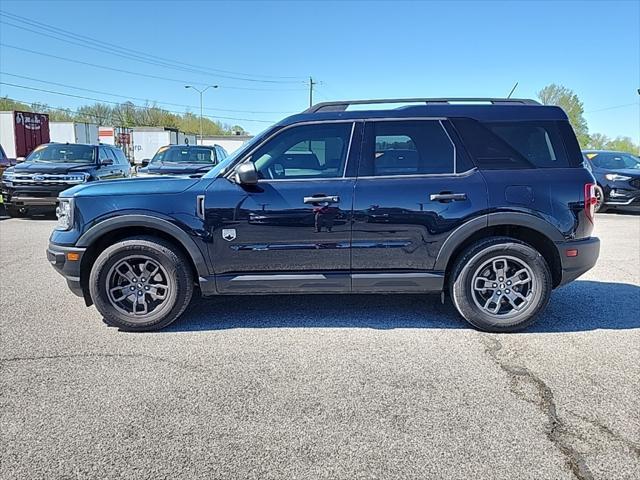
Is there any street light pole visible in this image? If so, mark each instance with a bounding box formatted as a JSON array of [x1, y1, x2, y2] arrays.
[[184, 85, 218, 143]]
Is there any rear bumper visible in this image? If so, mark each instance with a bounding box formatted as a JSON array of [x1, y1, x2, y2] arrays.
[[556, 236, 600, 287], [47, 242, 86, 297]]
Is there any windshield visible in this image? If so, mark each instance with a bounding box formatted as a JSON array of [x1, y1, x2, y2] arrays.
[[587, 152, 640, 170], [26, 144, 96, 164], [151, 146, 216, 164], [203, 128, 273, 178]]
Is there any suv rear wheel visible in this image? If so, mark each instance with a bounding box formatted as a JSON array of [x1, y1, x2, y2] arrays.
[[450, 237, 552, 332], [89, 236, 193, 331]]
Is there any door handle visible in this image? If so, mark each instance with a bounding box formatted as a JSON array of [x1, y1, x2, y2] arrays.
[[303, 195, 340, 204], [429, 192, 467, 202]]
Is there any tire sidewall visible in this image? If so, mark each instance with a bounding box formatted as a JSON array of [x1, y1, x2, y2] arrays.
[[89, 239, 191, 331], [452, 240, 551, 332]]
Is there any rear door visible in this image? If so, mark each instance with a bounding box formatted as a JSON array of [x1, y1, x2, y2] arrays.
[[351, 118, 487, 292], [204, 121, 361, 293]]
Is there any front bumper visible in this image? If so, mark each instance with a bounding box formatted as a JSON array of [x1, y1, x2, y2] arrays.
[[557, 236, 600, 287], [2, 184, 70, 207], [47, 242, 86, 297]]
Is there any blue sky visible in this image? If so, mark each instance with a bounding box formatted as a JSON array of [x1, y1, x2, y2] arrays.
[[0, 0, 638, 140]]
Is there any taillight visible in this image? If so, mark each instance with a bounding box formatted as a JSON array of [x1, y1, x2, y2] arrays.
[[584, 183, 597, 223]]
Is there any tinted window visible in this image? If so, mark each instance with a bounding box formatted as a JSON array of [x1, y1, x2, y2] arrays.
[[98, 147, 112, 163], [452, 118, 573, 169], [152, 147, 216, 164], [27, 144, 95, 164], [587, 152, 640, 170], [362, 120, 454, 176], [252, 123, 353, 179], [113, 148, 129, 165]]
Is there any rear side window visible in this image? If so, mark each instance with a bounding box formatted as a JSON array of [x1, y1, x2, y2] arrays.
[[452, 118, 575, 169], [361, 120, 455, 176]]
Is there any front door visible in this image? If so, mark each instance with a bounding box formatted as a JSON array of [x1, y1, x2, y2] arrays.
[[204, 121, 360, 294], [351, 119, 487, 292]]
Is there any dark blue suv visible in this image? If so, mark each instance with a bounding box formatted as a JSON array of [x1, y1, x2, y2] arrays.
[[47, 98, 600, 332]]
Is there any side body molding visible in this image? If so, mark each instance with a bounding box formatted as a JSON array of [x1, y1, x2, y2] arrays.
[[76, 214, 210, 277], [433, 212, 564, 271]]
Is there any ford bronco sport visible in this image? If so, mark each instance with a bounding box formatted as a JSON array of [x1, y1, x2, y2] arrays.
[[48, 98, 600, 332]]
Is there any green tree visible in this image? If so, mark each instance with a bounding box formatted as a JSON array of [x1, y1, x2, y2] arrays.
[[587, 132, 610, 150], [538, 84, 590, 147], [603, 136, 639, 154]]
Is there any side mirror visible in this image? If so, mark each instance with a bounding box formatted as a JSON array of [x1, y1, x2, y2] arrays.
[[141, 159, 150, 167], [100, 158, 114, 166], [234, 162, 258, 186]]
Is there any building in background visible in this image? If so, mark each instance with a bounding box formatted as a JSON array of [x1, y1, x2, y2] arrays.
[[198, 134, 253, 154], [0, 110, 50, 160], [131, 127, 197, 164], [49, 122, 99, 145]]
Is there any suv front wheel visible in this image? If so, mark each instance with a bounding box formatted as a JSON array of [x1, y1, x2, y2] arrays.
[[450, 237, 552, 332], [89, 236, 193, 331]]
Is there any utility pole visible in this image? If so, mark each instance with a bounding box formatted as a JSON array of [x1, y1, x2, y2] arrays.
[[308, 76, 317, 108], [185, 85, 218, 143]]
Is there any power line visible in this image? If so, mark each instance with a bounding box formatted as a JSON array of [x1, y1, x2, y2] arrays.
[[585, 103, 638, 113], [0, 10, 306, 82], [0, 72, 297, 115], [0, 82, 277, 123], [0, 19, 304, 85], [0, 43, 307, 92]]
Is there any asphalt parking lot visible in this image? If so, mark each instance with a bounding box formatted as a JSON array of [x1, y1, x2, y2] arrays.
[[1, 213, 638, 480]]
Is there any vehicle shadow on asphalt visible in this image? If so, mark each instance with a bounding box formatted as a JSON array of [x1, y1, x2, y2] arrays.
[[165, 280, 640, 333]]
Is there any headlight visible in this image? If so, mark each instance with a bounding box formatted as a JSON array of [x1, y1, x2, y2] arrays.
[[55, 199, 74, 230], [1, 170, 14, 185], [605, 173, 632, 181], [65, 173, 89, 184]]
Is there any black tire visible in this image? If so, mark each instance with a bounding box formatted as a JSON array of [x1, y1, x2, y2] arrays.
[[594, 185, 607, 213], [6, 206, 27, 217], [449, 237, 552, 333], [89, 236, 194, 331]]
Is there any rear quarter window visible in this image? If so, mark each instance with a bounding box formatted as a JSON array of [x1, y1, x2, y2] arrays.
[[452, 118, 579, 169]]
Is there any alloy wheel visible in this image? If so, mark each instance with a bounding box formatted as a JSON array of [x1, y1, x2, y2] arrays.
[[106, 256, 170, 317], [470, 255, 535, 321]]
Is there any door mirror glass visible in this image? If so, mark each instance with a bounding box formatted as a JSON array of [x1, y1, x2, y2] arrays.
[[141, 159, 150, 167], [234, 162, 258, 185], [100, 158, 114, 166]]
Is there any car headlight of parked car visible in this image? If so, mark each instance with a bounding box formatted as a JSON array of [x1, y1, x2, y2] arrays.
[[55, 199, 74, 230], [65, 172, 90, 184], [1, 169, 14, 186], [605, 173, 632, 181]]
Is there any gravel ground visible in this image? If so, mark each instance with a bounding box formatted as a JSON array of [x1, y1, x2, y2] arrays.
[[0, 213, 638, 480]]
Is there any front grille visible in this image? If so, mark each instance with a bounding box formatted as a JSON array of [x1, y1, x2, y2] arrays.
[[12, 173, 86, 187], [630, 178, 640, 189]]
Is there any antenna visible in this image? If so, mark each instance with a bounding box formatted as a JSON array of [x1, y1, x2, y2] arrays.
[[507, 82, 519, 99]]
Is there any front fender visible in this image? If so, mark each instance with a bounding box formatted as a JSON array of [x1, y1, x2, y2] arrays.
[[76, 213, 210, 277]]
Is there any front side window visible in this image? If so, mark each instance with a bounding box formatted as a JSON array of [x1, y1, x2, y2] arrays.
[[251, 123, 353, 180], [362, 120, 455, 176], [27, 144, 96, 164]]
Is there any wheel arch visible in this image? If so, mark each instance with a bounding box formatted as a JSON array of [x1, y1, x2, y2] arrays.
[[77, 215, 209, 306], [437, 213, 564, 288]]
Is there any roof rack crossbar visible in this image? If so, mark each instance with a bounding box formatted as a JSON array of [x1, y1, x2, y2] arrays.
[[304, 97, 541, 113]]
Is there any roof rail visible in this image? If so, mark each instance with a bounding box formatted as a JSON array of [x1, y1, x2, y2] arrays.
[[304, 98, 541, 113]]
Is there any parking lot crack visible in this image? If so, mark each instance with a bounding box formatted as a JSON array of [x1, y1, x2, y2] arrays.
[[482, 336, 594, 480], [568, 411, 640, 458], [0, 352, 210, 375]]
